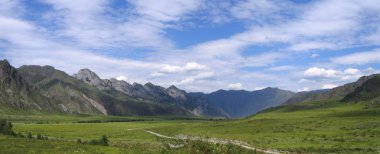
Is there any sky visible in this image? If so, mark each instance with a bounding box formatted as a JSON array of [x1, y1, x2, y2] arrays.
[[1, 0, 380, 93]]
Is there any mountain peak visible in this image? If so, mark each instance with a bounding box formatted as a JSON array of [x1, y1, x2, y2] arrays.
[[0, 59, 21, 84], [0, 60, 14, 75], [144, 82, 155, 87], [73, 68, 109, 90], [261, 87, 279, 91], [0, 59, 10, 66], [75, 68, 97, 76], [73, 69, 100, 80], [166, 85, 187, 101], [167, 85, 179, 90], [0, 59, 12, 75]]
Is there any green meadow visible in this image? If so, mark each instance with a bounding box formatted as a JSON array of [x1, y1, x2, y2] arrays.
[[1, 100, 380, 153]]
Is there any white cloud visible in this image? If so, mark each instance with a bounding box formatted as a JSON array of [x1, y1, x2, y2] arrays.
[[40, 0, 204, 49], [268, 65, 296, 71], [311, 54, 319, 58], [0, 0, 23, 17], [303, 67, 363, 81], [304, 67, 339, 79], [301, 87, 310, 92], [322, 84, 338, 89], [254, 87, 266, 91], [116, 76, 128, 81], [1, 0, 380, 93], [298, 79, 315, 83], [289, 42, 336, 52], [332, 48, 380, 65], [243, 52, 285, 67], [159, 62, 206, 74], [230, 0, 294, 24], [176, 72, 215, 85], [128, 0, 203, 22], [344, 68, 360, 75], [227, 83, 243, 90]]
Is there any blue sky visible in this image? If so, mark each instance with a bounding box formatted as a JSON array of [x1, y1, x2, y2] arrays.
[[1, 0, 380, 92]]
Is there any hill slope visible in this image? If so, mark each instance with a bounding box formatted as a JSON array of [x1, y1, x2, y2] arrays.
[[17, 65, 188, 116], [0, 60, 59, 114], [1, 59, 297, 118], [343, 74, 380, 107], [285, 74, 379, 104], [190, 87, 295, 118]]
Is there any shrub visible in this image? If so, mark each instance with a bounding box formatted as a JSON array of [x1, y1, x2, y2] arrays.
[[77, 138, 82, 144], [0, 119, 15, 136], [37, 134, 42, 140], [27, 132, 33, 139], [16, 132, 25, 138], [85, 135, 109, 146], [99, 135, 108, 146]]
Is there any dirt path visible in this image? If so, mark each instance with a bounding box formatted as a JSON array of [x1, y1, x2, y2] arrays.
[[145, 130, 285, 154]]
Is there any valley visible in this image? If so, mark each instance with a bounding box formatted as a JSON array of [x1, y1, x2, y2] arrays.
[[2, 97, 380, 153], [1, 60, 380, 153], [1, 1, 380, 153]]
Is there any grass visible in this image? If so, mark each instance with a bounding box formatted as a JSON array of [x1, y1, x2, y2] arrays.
[[0, 134, 130, 154], [2, 100, 380, 153]]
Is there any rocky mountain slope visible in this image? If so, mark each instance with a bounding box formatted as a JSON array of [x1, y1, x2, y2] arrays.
[[0, 60, 59, 113], [284, 74, 379, 104], [343, 74, 380, 106], [72, 69, 295, 118], [1, 59, 300, 118], [72, 69, 226, 117], [17, 65, 188, 116]]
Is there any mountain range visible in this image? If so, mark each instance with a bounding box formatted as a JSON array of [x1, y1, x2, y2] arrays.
[[3, 59, 379, 118], [0, 60, 295, 118]]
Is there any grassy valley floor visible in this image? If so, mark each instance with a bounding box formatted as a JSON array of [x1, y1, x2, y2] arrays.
[[1, 100, 380, 153]]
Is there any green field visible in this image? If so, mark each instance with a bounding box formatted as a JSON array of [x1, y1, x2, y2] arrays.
[[1, 100, 380, 153]]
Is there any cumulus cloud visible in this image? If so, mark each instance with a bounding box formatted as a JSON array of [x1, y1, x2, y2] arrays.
[[116, 76, 128, 81], [159, 62, 206, 74], [304, 67, 339, 79], [344, 68, 360, 75], [303, 67, 364, 83], [227, 83, 243, 90], [322, 84, 338, 89]]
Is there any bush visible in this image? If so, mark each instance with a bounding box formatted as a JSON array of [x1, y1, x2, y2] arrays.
[[16, 132, 25, 138], [77, 138, 82, 144], [27, 132, 33, 139], [85, 135, 109, 146], [99, 135, 108, 146], [0, 119, 15, 136], [37, 134, 42, 140]]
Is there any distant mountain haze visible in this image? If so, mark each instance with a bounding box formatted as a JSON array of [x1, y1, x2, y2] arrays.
[[189, 88, 295, 118]]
